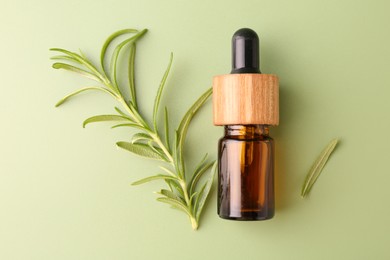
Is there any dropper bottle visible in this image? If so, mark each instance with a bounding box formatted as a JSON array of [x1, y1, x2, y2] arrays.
[[213, 28, 279, 220]]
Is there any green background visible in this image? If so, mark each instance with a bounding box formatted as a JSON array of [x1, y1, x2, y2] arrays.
[[1, 0, 390, 259]]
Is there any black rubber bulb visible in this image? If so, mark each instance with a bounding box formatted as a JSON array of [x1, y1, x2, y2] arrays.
[[231, 28, 261, 74]]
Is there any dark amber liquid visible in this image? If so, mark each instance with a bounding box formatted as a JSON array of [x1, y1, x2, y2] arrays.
[[218, 125, 274, 220]]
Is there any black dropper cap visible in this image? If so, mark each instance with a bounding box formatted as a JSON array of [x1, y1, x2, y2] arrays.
[[231, 28, 261, 74]]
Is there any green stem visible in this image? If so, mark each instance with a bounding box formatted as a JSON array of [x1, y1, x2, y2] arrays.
[[117, 97, 174, 164], [180, 180, 191, 206], [191, 216, 198, 230], [149, 132, 174, 163], [179, 179, 198, 230], [117, 98, 146, 127]]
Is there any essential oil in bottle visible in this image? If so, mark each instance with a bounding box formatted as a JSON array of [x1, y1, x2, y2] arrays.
[[213, 28, 279, 220]]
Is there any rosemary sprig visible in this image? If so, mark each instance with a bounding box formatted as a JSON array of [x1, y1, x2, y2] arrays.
[[51, 28, 216, 230], [301, 138, 339, 198]]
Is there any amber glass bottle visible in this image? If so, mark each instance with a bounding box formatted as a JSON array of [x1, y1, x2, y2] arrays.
[[218, 125, 274, 220], [213, 28, 279, 221]]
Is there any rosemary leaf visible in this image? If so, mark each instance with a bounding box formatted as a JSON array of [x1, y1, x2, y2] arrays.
[[109, 36, 135, 93], [301, 138, 339, 198], [157, 189, 182, 201], [114, 107, 131, 118], [100, 29, 139, 76], [165, 179, 185, 198], [157, 197, 192, 217], [52, 63, 101, 82], [189, 159, 214, 195], [132, 175, 178, 185], [175, 88, 213, 178], [116, 142, 167, 161], [51, 55, 80, 64], [164, 107, 171, 152], [128, 43, 137, 109], [159, 166, 176, 176], [153, 53, 173, 131], [50, 48, 105, 83], [83, 115, 130, 128], [131, 133, 153, 144], [55, 87, 116, 107], [111, 123, 145, 131], [195, 161, 217, 221]]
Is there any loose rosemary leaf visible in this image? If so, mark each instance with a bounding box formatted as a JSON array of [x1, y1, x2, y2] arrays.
[[301, 138, 339, 198]]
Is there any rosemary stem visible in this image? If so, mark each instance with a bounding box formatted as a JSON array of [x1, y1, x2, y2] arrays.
[[180, 180, 190, 204], [117, 97, 175, 164], [117, 98, 145, 126], [149, 132, 175, 163], [179, 179, 197, 229], [191, 216, 198, 230]]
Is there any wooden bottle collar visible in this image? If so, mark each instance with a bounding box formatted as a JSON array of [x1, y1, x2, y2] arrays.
[[213, 73, 279, 126]]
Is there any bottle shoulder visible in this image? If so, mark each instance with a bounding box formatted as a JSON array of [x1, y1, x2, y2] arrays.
[[220, 135, 274, 142]]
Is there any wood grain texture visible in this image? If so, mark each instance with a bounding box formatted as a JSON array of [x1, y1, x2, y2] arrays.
[[213, 74, 279, 126]]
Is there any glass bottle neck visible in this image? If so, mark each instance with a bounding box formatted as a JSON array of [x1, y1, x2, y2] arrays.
[[224, 125, 269, 138]]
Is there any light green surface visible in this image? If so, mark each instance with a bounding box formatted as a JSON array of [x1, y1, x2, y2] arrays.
[[1, 0, 390, 259]]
